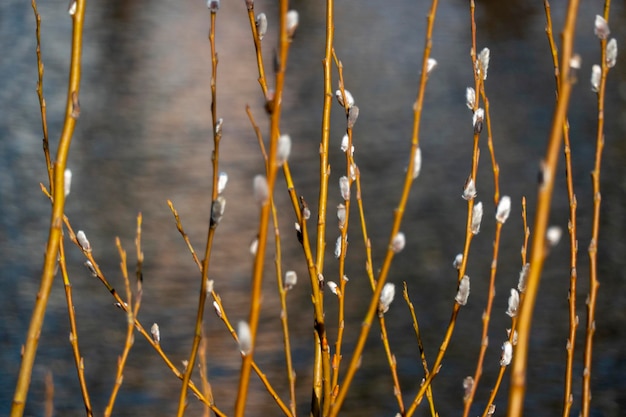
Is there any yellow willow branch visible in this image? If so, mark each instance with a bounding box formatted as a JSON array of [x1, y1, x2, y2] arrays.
[[506, 1, 581, 416], [11, 2, 86, 416]]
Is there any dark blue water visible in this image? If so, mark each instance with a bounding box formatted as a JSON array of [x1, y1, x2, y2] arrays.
[[2, 0, 626, 416]]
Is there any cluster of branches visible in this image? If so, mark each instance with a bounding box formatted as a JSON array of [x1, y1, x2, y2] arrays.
[[10, 0, 616, 416]]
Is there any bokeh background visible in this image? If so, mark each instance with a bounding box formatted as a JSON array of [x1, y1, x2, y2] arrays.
[[2, 0, 626, 416]]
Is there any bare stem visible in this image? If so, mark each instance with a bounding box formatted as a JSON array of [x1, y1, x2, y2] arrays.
[[59, 240, 93, 416]]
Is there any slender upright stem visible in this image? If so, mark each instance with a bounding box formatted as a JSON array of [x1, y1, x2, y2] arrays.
[[507, 1, 580, 416], [176, 10, 221, 415], [11, 2, 86, 416], [581, 3, 611, 415]]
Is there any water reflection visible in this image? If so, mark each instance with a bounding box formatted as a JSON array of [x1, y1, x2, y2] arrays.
[[2, 0, 626, 416]]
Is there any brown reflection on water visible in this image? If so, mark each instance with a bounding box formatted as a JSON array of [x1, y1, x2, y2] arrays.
[[3, 0, 626, 416]]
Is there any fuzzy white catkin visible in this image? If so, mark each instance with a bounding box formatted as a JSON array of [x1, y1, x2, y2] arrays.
[[379, 283, 396, 313], [453, 253, 463, 269], [237, 321, 252, 355], [426, 58, 437, 74], [500, 341, 513, 366], [213, 301, 223, 319], [391, 232, 406, 254], [606, 38, 618, 68], [347, 106, 359, 128], [249, 238, 259, 256], [462, 177, 477, 200], [284, 271, 297, 289], [590, 65, 601, 92], [341, 134, 349, 152], [337, 204, 346, 229], [334, 236, 342, 259], [151, 323, 160, 344], [518, 263, 529, 293], [496, 195, 511, 224], [207, 0, 219, 12], [455, 275, 470, 306], [327, 281, 338, 295], [215, 118, 223, 135], [335, 89, 355, 109], [76, 230, 91, 252], [466, 87, 476, 110], [211, 196, 226, 225], [471, 202, 484, 235], [253, 175, 269, 205], [506, 288, 520, 317], [277, 134, 292, 166], [84, 260, 97, 277], [472, 108, 485, 131], [546, 225, 562, 247], [339, 176, 350, 201], [478, 48, 490, 80], [256, 13, 267, 40], [217, 172, 228, 195], [64, 169, 72, 197], [286, 10, 299, 36], [412, 148, 422, 179], [594, 15, 610, 40]]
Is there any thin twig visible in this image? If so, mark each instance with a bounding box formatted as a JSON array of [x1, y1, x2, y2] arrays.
[[177, 8, 223, 414], [542, 3, 579, 415], [63, 217, 226, 416], [44, 371, 54, 417], [104, 238, 137, 417], [403, 284, 438, 417], [244, 1, 270, 100], [59, 239, 93, 416], [31, 0, 52, 189], [582, 3, 611, 415]]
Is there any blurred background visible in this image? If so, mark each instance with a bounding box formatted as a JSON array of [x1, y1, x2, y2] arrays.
[[2, 0, 626, 416]]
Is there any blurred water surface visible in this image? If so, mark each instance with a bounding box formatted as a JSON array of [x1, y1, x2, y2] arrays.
[[2, 0, 626, 416]]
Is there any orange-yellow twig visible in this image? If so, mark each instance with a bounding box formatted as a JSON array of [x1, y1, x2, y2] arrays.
[[403, 284, 438, 417], [176, 9, 222, 415], [11, 2, 86, 416], [331, 1, 439, 415], [542, 3, 580, 415], [581, 3, 611, 416], [507, 1, 581, 416], [59, 239, 93, 416]]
